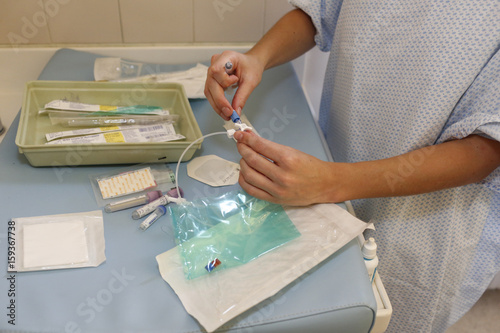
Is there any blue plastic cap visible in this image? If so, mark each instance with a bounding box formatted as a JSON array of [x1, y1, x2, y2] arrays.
[[156, 205, 167, 215], [230, 110, 240, 123]]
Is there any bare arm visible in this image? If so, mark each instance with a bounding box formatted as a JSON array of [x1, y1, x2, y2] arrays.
[[246, 8, 317, 70], [340, 134, 500, 201], [234, 132, 500, 206], [205, 9, 316, 119]]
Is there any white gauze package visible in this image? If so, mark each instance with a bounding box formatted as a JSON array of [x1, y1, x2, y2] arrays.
[[156, 203, 370, 332], [8, 210, 106, 272]]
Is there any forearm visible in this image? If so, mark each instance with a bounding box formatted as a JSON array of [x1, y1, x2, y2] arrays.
[[246, 8, 316, 70], [331, 135, 500, 202]]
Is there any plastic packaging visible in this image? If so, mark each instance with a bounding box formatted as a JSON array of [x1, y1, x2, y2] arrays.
[[94, 57, 143, 81], [157, 202, 371, 332], [7, 210, 106, 272], [89, 164, 176, 207], [43, 100, 169, 115], [94, 58, 208, 99], [47, 110, 179, 127], [362, 237, 379, 283], [46, 123, 185, 145], [169, 190, 301, 280]]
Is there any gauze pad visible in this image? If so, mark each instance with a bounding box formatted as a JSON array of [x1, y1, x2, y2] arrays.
[[8, 210, 106, 272], [23, 221, 89, 268]]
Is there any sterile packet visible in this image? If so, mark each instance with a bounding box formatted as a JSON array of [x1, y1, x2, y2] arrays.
[[93, 57, 143, 81], [157, 203, 370, 332], [47, 110, 179, 127], [42, 100, 169, 115], [7, 210, 106, 272], [94, 58, 208, 99], [89, 163, 176, 207], [46, 123, 185, 145], [170, 190, 301, 279], [45, 122, 182, 142]]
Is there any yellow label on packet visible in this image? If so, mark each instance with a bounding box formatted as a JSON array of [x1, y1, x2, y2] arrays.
[[99, 105, 118, 111], [100, 126, 120, 131], [104, 132, 125, 143]]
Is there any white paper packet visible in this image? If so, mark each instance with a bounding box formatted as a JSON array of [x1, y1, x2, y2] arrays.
[[156, 203, 369, 332], [7, 210, 106, 272]]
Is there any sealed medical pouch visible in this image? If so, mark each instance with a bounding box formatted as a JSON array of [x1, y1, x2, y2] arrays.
[[7, 210, 106, 272], [170, 190, 301, 279], [157, 203, 370, 332], [89, 163, 176, 207]]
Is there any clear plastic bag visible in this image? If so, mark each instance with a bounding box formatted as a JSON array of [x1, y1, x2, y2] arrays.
[[89, 163, 176, 207], [169, 190, 301, 279], [157, 203, 371, 332]]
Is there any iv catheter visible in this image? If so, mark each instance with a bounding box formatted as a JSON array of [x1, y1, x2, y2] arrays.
[[173, 112, 252, 200]]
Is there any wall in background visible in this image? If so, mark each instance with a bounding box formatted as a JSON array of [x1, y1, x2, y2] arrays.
[[0, 0, 294, 46]]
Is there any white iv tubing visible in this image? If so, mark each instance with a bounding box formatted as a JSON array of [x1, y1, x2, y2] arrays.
[[174, 131, 228, 200]]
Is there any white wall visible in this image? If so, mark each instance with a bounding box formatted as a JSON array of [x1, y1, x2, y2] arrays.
[[0, 0, 294, 46]]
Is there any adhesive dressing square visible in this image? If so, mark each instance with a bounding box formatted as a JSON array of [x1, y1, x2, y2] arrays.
[[187, 155, 240, 187], [97, 167, 157, 199], [23, 221, 89, 269]]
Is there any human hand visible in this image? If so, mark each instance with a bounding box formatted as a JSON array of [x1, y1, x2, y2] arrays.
[[233, 131, 340, 206], [204, 50, 264, 120]]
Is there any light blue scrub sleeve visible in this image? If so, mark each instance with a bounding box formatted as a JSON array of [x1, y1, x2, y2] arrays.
[[289, 0, 344, 52], [436, 47, 500, 193]]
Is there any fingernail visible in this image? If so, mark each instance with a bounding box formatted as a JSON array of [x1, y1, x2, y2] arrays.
[[222, 107, 230, 117], [234, 131, 243, 140]]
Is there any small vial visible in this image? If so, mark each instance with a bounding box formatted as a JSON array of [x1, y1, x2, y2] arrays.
[[362, 237, 379, 283], [104, 190, 162, 213], [132, 195, 169, 220], [131, 186, 184, 219], [139, 205, 167, 231]]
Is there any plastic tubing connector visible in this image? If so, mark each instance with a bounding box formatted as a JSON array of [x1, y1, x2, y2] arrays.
[[230, 110, 241, 124]]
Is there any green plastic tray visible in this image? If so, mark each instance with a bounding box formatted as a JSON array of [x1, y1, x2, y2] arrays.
[[15, 81, 203, 166]]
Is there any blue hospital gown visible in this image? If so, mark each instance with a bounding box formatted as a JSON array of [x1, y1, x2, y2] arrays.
[[290, 1, 500, 332]]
